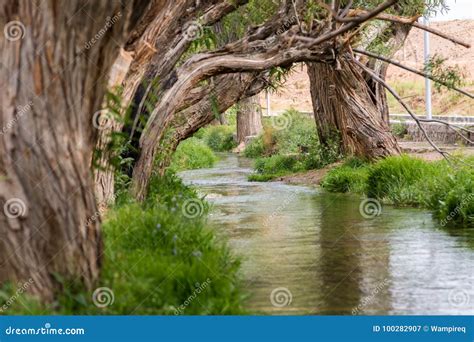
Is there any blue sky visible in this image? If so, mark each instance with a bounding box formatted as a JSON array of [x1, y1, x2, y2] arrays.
[[433, 0, 474, 21]]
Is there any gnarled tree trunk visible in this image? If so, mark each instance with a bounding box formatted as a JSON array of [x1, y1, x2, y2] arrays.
[[307, 21, 411, 156], [0, 0, 146, 301], [308, 57, 400, 159], [93, 0, 248, 205]]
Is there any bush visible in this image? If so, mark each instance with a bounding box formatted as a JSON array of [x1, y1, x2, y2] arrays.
[[170, 137, 217, 171], [321, 155, 474, 227], [391, 122, 408, 138], [251, 154, 304, 179], [245, 109, 342, 180], [1, 173, 246, 314], [243, 135, 266, 158], [366, 155, 435, 205], [423, 159, 474, 226], [321, 164, 369, 193], [196, 125, 237, 152]]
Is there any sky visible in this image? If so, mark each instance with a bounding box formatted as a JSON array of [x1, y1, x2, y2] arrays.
[[433, 0, 474, 21]]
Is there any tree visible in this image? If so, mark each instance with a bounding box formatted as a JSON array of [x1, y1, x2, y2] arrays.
[[130, 0, 403, 200], [307, 19, 412, 154], [235, 95, 264, 150], [0, 0, 149, 300]]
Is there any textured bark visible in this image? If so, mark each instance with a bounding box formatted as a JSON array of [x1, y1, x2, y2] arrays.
[[131, 5, 336, 200], [236, 95, 263, 146], [307, 21, 411, 153], [363, 23, 412, 123], [155, 73, 267, 174], [0, 1, 146, 300], [308, 58, 400, 159], [94, 0, 248, 205]]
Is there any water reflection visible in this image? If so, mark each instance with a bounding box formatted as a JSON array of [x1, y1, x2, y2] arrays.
[[179, 154, 474, 315]]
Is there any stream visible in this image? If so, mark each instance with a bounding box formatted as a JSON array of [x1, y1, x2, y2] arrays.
[[179, 153, 474, 315]]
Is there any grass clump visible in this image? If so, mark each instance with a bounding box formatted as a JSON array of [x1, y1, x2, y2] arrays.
[[321, 158, 369, 193], [1, 172, 246, 315], [195, 125, 237, 152], [170, 137, 217, 172], [321, 155, 474, 227]]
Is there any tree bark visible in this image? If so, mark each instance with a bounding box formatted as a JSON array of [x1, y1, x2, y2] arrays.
[[93, 0, 248, 205], [307, 21, 411, 153], [236, 95, 263, 148], [155, 72, 267, 174], [0, 0, 146, 300], [307, 58, 400, 159]]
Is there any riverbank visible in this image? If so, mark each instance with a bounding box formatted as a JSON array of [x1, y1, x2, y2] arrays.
[[277, 142, 474, 187], [179, 153, 474, 314]]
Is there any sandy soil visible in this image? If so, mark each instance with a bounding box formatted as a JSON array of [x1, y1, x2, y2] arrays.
[[263, 20, 474, 115]]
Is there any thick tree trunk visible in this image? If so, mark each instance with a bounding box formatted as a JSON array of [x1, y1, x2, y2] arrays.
[[308, 21, 411, 155], [236, 95, 263, 148], [307, 58, 400, 159], [93, 0, 248, 205], [0, 1, 145, 300]]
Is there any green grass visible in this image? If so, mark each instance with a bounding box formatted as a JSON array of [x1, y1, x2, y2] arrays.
[[170, 137, 217, 171], [320, 158, 369, 193], [1, 172, 246, 315], [195, 125, 237, 152], [244, 109, 341, 181], [321, 155, 474, 227]]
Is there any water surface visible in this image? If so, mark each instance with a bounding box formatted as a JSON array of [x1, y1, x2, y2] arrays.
[[179, 153, 474, 315]]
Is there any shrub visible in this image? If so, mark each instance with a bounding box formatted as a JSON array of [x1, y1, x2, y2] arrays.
[[366, 155, 435, 205], [423, 159, 474, 226], [245, 109, 342, 180], [170, 137, 217, 171], [391, 122, 408, 138], [1, 173, 246, 314], [321, 165, 369, 193], [196, 125, 237, 152], [321, 155, 474, 227]]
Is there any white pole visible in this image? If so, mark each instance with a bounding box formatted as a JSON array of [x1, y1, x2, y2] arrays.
[[423, 15, 432, 119], [266, 91, 271, 116]]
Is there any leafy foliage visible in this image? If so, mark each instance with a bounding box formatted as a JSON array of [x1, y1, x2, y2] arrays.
[[423, 54, 465, 92], [170, 137, 217, 172], [1, 173, 246, 314]]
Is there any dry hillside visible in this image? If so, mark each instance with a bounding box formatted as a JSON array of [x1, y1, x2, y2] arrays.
[[266, 20, 474, 115]]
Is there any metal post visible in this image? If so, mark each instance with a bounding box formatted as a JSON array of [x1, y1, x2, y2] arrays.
[[266, 91, 271, 116], [423, 15, 432, 119]]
